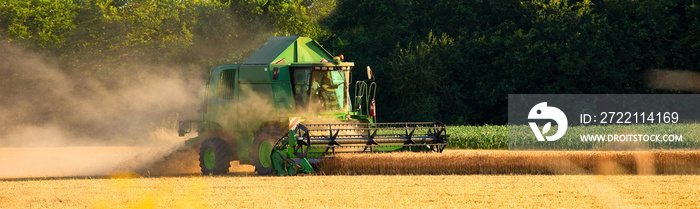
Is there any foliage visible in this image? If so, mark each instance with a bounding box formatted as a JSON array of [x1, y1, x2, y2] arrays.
[[385, 32, 471, 123], [509, 123, 700, 150], [447, 124, 700, 150], [2, 0, 700, 126], [0, 0, 77, 48], [230, 0, 335, 39], [447, 125, 508, 149], [323, 0, 700, 125], [0, 0, 330, 83]]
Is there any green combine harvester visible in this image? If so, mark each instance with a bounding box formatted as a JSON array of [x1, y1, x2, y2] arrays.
[[178, 36, 448, 176]]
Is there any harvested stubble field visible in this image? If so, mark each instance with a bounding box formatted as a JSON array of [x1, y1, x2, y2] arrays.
[[2, 147, 700, 208]]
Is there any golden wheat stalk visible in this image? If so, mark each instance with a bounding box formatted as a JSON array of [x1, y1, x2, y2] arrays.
[[315, 150, 700, 175]]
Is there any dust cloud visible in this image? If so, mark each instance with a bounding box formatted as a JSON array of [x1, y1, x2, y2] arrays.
[[0, 40, 204, 178], [644, 69, 700, 92]]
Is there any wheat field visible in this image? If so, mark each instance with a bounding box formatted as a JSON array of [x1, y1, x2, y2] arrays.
[[316, 149, 700, 175], [2, 148, 700, 208], [1, 175, 699, 208], [4, 147, 699, 177]]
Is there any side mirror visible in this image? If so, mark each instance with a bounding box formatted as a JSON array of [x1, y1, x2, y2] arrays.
[[178, 120, 192, 137], [366, 66, 374, 80]]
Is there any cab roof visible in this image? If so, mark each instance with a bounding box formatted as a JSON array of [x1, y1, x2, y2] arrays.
[[243, 36, 334, 64]]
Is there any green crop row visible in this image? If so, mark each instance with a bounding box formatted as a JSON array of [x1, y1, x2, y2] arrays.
[[446, 125, 508, 149], [508, 124, 700, 150], [445, 124, 700, 150]]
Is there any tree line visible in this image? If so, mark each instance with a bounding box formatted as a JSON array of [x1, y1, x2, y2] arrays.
[[1, 0, 698, 125]]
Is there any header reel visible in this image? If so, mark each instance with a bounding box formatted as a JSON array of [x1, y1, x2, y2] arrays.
[[271, 120, 448, 175]]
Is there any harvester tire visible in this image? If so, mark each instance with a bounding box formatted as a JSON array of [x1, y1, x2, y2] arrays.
[[199, 138, 232, 175], [251, 126, 287, 175]]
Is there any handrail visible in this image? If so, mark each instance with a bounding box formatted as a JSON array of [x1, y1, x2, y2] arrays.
[[354, 81, 367, 112], [353, 80, 377, 116]]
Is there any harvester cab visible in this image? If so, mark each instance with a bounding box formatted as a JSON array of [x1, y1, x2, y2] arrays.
[[178, 36, 448, 176]]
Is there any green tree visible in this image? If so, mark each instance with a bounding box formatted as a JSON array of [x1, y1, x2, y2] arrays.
[[0, 0, 77, 49], [230, 0, 334, 39], [385, 32, 472, 123]]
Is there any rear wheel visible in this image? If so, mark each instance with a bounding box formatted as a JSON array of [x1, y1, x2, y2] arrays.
[[199, 138, 232, 175], [251, 126, 287, 175]]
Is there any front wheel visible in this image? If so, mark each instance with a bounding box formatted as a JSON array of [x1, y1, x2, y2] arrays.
[[250, 126, 287, 175], [199, 138, 232, 175]]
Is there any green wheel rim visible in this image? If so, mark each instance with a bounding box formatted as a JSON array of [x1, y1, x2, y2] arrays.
[[259, 141, 273, 168], [204, 148, 215, 170]]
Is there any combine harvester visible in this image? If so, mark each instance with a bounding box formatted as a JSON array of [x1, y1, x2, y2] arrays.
[[178, 36, 448, 176]]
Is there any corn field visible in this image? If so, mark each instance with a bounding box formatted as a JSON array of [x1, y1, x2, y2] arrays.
[[447, 124, 700, 150], [447, 125, 508, 149]]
